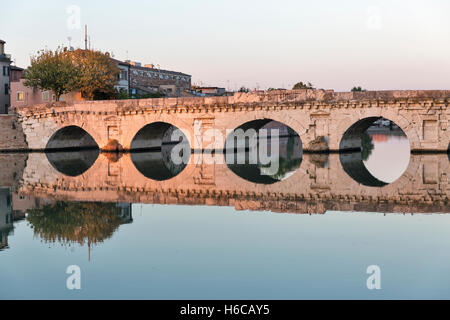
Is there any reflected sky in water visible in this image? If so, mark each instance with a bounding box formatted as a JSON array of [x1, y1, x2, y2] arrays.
[[363, 129, 411, 183], [2, 204, 450, 300]]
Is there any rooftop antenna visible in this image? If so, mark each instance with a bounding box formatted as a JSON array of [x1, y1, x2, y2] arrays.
[[67, 36, 72, 48], [84, 25, 88, 50]]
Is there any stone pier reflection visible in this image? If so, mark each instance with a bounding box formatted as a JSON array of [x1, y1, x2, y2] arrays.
[[3, 150, 448, 215]]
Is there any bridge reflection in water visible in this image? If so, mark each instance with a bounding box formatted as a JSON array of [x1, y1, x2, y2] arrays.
[[16, 148, 449, 215], [227, 135, 303, 185], [0, 140, 447, 253]]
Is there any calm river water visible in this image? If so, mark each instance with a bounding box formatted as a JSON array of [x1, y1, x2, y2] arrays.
[[0, 128, 448, 300]]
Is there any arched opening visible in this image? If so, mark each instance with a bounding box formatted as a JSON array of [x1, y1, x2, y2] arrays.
[[46, 126, 99, 151], [225, 119, 303, 184], [46, 150, 100, 177], [339, 117, 411, 186], [45, 126, 100, 177], [130, 122, 190, 181]]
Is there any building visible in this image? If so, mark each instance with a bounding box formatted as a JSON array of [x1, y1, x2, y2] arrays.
[[126, 61, 191, 97], [110, 58, 130, 94], [0, 40, 11, 114], [0, 188, 13, 251], [192, 86, 227, 96], [10, 66, 84, 111]]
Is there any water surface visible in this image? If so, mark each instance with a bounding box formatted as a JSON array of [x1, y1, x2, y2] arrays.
[[0, 128, 448, 300]]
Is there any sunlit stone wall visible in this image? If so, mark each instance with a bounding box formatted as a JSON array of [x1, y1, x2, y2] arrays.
[[11, 89, 450, 152], [0, 115, 28, 151]]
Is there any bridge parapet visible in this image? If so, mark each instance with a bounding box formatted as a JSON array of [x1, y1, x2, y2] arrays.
[[12, 89, 450, 152]]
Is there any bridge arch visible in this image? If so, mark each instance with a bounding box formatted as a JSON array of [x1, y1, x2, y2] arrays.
[[338, 116, 412, 187], [46, 126, 100, 151], [224, 118, 303, 184], [337, 111, 420, 151], [45, 126, 100, 177], [130, 122, 191, 181]]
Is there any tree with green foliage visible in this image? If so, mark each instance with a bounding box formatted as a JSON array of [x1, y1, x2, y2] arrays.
[[361, 132, 375, 161], [24, 48, 80, 101], [114, 89, 131, 100], [238, 86, 250, 93], [351, 86, 367, 92], [137, 92, 164, 99], [71, 49, 120, 100], [292, 82, 314, 90], [24, 48, 120, 102]]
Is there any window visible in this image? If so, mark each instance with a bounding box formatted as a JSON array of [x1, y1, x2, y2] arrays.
[[4, 84, 9, 95], [17, 91, 24, 101], [52, 94, 56, 102], [120, 70, 128, 80], [2, 66, 9, 76], [42, 91, 50, 102]]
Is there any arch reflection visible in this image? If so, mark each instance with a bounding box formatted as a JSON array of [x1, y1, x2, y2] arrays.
[[131, 122, 190, 181], [46, 149, 100, 177], [340, 118, 410, 186], [225, 120, 303, 184]]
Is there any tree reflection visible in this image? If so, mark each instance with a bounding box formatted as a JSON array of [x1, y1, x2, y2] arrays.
[[361, 132, 375, 161], [27, 202, 130, 247]]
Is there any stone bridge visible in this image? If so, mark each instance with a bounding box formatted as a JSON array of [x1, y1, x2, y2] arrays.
[[14, 151, 449, 214], [15, 89, 450, 152]]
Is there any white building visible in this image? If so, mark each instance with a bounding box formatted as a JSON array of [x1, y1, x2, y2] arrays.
[[0, 40, 11, 114], [111, 58, 130, 94]]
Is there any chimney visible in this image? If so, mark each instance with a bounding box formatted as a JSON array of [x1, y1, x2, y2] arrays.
[[0, 40, 5, 55]]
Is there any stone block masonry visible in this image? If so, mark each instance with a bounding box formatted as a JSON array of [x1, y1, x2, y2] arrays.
[[0, 115, 28, 151], [9, 89, 450, 152]]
